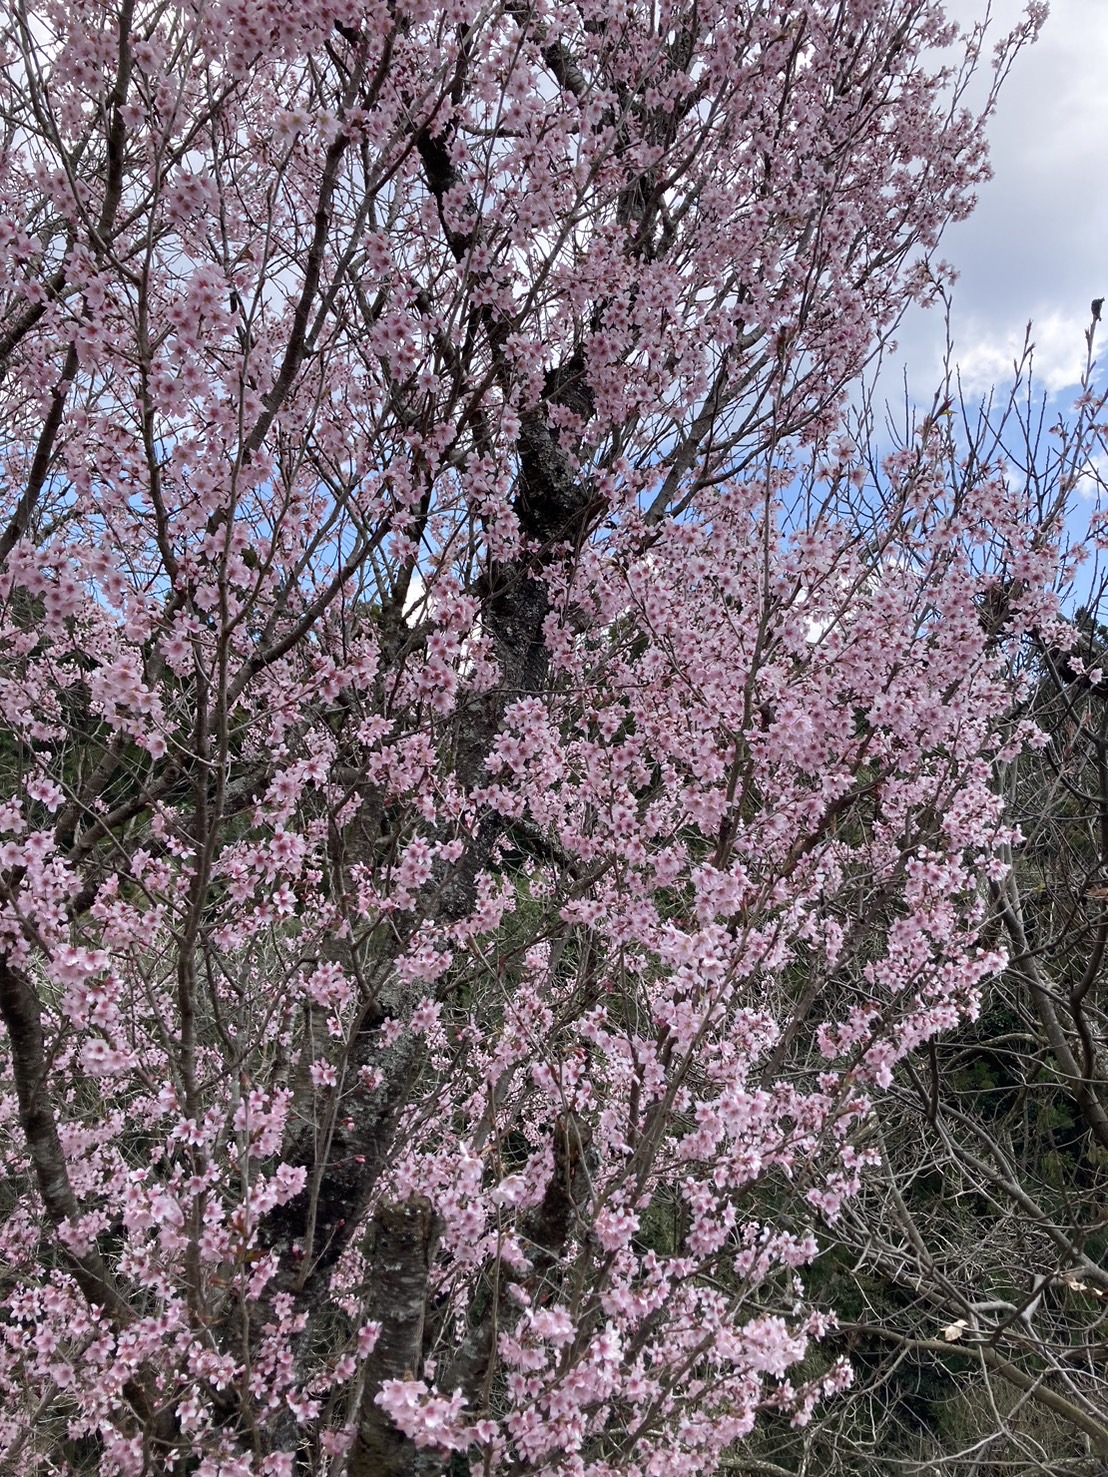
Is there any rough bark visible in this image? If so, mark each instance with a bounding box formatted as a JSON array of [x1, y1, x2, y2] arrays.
[[349, 1196, 444, 1477]]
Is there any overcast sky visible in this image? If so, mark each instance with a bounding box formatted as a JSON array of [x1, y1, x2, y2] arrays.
[[890, 0, 1108, 405]]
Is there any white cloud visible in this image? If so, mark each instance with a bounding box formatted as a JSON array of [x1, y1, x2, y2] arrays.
[[952, 310, 1092, 397], [889, 0, 1108, 405], [1074, 448, 1108, 503]]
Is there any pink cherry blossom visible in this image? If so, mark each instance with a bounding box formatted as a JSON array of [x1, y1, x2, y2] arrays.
[[0, 0, 1068, 1472]]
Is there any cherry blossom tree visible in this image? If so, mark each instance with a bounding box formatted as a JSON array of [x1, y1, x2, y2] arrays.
[[771, 337, 1108, 1477], [729, 334, 1108, 1477], [0, 0, 1063, 1473]]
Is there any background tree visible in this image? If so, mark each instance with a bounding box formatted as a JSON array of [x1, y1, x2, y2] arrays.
[[0, 1, 1066, 1474]]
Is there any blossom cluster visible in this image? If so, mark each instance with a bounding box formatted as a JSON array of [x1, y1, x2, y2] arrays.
[[0, 0, 1056, 1471]]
